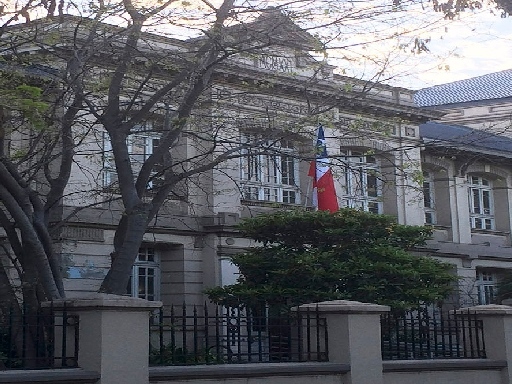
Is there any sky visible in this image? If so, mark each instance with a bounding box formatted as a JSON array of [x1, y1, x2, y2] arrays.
[[383, 10, 512, 90], [4, 0, 510, 91]]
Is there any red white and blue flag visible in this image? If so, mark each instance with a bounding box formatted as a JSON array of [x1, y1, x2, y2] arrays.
[[308, 124, 339, 212]]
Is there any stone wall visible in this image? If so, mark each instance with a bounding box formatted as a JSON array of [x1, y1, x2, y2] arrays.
[[7, 296, 512, 384]]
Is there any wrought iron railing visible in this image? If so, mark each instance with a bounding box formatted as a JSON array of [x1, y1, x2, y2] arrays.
[[149, 303, 328, 366], [0, 303, 79, 369], [381, 307, 486, 360]]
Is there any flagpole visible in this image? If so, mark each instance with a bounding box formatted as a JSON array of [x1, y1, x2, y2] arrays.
[[304, 126, 317, 208], [304, 172, 312, 208]]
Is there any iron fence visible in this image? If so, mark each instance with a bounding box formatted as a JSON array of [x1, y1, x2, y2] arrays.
[[149, 303, 328, 365], [0, 303, 79, 369], [381, 307, 486, 360]]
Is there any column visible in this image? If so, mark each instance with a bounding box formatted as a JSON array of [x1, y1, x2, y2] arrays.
[[464, 304, 512, 384], [452, 176, 472, 244], [298, 300, 390, 384], [45, 293, 162, 384]]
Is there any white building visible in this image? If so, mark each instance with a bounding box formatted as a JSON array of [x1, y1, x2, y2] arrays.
[[416, 71, 512, 306], [2, 13, 512, 308]]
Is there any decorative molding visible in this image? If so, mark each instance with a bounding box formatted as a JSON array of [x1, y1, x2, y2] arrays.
[[60, 226, 104, 242], [214, 89, 312, 115]]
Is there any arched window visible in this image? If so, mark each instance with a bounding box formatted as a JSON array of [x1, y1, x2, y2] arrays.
[[341, 150, 382, 214], [468, 176, 494, 230]]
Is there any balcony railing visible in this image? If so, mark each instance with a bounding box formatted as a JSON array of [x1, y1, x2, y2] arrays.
[[149, 303, 328, 366], [381, 307, 486, 360], [0, 303, 79, 369]]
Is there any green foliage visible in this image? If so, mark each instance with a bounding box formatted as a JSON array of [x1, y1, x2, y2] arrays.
[[0, 71, 49, 131], [497, 271, 512, 303], [149, 344, 224, 366], [206, 209, 456, 310]]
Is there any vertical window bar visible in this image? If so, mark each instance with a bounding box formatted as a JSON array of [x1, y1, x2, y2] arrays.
[[315, 305, 321, 361], [182, 302, 187, 364], [468, 310, 475, 358], [61, 304, 68, 367], [433, 309, 439, 358], [306, 306, 311, 361], [297, 311, 303, 361], [203, 303, 210, 364], [193, 305, 198, 364], [170, 305, 176, 365], [215, 306, 221, 364], [461, 313, 467, 357], [454, 311, 461, 358]]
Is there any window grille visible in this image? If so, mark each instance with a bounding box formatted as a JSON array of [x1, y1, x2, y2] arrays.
[[341, 150, 382, 213], [477, 271, 497, 305], [102, 128, 162, 189], [423, 171, 436, 224], [127, 246, 160, 301], [468, 176, 494, 230], [240, 135, 300, 204]]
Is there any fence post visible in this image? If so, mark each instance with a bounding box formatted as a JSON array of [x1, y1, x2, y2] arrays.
[[298, 300, 389, 384], [464, 304, 512, 384], [45, 294, 162, 384]]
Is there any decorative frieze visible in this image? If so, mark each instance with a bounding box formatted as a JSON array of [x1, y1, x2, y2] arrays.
[[214, 88, 313, 115], [338, 116, 395, 134], [256, 54, 294, 73], [61, 226, 104, 242]]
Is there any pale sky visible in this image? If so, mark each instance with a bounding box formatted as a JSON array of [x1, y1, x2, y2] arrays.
[[5, 1, 509, 91], [384, 10, 512, 90]]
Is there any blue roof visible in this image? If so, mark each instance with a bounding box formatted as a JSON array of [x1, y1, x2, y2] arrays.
[[420, 122, 512, 155], [415, 69, 512, 107]]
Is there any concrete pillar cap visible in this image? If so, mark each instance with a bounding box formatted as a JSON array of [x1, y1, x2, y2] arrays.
[[42, 293, 162, 311], [296, 300, 390, 314], [456, 304, 512, 316]]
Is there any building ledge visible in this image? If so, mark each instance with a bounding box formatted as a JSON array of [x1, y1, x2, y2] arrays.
[[382, 359, 506, 373], [150, 362, 349, 381], [0, 369, 100, 383]]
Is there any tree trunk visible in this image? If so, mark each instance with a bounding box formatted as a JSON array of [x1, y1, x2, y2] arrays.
[[99, 202, 151, 294]]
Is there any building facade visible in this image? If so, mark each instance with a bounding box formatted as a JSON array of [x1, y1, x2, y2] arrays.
[[416, 71, 512, 306], [2, 14, 512, 308]]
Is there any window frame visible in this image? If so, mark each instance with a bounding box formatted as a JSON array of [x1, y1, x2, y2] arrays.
[[240, 135, 301, 205], [468, 175, 495, 230], [127, 247, 161, 301], [423, 170, 436, 225], [476, 270, 497, 305], [102, 129, 162, 189], [341, 149, 382, 214]]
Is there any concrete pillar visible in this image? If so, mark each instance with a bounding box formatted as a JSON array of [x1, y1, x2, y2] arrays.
[[464, 304, 512, 384], [298, 300, 389, 384], [46, 294, 161, 384], [452, 176, 472, 244]]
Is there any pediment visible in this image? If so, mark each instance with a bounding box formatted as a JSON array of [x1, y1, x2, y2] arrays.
[[242, 8, 323, 51]]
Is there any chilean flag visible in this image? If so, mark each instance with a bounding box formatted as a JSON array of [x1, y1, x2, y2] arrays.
[[308, 125, 339, 212]]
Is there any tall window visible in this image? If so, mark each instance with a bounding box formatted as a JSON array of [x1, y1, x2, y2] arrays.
[[127, 247, 160, 301], [240, 135, 300, 204], [468, 176, 494, 230], [477, 270, 497, 305], [423, 171, 436, 225], [103, 130, 161, 189], [341, 150, 382, 214], [103, 132, 116, 186]]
